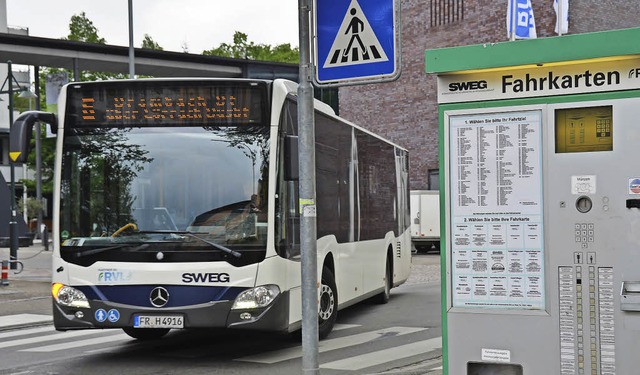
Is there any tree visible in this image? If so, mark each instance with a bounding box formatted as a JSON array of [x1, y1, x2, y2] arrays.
[[141, 34, 163, 50], [203, 31, 298, 64], [71, 128, 153, 235], [66, 12, 106, 44], [30, 12, 133, 195], [17, 196, 44, 223], [64, 12, 127, 81]]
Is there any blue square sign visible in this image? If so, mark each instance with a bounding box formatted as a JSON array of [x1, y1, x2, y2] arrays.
[[314, 0, 400, 86]]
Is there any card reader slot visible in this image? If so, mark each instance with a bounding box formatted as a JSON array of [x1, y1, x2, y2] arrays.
[[621, 281, 640, 311], [626, 199, 640, 209]]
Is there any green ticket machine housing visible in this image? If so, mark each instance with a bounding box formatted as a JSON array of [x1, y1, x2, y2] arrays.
[[426, 28, 640, 375]]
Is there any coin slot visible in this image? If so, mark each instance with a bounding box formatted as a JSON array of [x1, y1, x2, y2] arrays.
[[576, 196, 592, 213]]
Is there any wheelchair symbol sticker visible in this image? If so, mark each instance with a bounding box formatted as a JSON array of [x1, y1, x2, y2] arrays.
[[107, 309, 120, 323]]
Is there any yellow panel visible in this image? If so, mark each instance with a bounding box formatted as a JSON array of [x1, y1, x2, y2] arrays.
[[555, 106, 613, 153]]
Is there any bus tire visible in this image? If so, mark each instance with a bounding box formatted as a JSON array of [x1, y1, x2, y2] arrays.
[[122, 327, 170, 340], [319, 266, 337, 340], [374, 257, 392, 304]]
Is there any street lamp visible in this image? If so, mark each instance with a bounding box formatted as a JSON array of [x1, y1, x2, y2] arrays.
[[18, 88, 37, 99], [0, 60, 27, 269]]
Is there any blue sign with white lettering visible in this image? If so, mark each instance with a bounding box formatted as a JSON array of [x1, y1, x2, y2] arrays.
[[314, 0, 399, 85]]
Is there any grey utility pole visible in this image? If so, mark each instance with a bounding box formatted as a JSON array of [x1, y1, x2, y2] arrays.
[[34, 67, 43, 241], [128, 0, 135, 78], [298, 0, 319, 373], [5, 61, 19, 269]]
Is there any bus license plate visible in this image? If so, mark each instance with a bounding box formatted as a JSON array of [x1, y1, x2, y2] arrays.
[[133, 315, 184, 328]]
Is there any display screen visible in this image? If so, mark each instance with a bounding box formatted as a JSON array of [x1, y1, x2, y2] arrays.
[[64, 80, 269, 128], [555, 106, 613, 153]]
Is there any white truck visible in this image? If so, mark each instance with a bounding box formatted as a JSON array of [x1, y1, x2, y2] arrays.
[[410, 190, 440, 253]]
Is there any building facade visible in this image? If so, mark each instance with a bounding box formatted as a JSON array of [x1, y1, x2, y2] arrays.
[[338, 0, 639, 190]]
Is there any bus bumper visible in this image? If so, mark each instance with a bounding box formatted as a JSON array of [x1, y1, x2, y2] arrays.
[[52, 291, 291, 333]]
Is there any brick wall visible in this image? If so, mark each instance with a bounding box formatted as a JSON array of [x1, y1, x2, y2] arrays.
[[337, 0, 639, 190]]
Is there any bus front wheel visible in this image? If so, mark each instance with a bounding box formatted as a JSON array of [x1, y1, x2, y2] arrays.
[[374, 257, 392, 304], [318, 266, 337, 339]]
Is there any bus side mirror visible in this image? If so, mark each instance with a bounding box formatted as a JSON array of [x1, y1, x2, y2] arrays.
[[284, 135, 299, 181], [9, 111, 57, 163]]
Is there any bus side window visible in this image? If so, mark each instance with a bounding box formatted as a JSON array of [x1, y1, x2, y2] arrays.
[[284, 135, 299, 181], [276, 134, 301, 259], [285, 180, 300, 258]]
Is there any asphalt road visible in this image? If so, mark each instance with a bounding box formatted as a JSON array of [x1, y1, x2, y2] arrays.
[[0, 244, 443, 374]]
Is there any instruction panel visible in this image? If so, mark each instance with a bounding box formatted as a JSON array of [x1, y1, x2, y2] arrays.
[[449, 110, 544, 309]]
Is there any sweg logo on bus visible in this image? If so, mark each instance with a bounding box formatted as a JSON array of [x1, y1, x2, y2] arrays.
[[448, 80, 488, 92], [182, 272, 230, 283]]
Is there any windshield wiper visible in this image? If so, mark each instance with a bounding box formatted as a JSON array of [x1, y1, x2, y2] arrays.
[[76, 243, 149, 258], [185, 232, 242, 258], [137, 230, 242, 258]]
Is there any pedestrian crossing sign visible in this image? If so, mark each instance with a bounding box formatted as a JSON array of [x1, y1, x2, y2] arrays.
[[313, 0, 400, 86]]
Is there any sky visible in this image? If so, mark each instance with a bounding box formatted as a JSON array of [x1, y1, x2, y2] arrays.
[[6, 0, 300, 54]]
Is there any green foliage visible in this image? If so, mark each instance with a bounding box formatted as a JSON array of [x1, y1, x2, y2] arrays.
[[203, 31, 299, 64], [22, 124, 55, 195], [17, 196, 44, 220], [73, 129, 153, 232], [67, 12, 106, 44], [11, 92, 35, 113], [56, 11, 127, 82], [30, 11, 129, 195], [141, 34, 163, 50]]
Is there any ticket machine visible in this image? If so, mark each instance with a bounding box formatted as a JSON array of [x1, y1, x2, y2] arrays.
[[426, 28, 640, 375]]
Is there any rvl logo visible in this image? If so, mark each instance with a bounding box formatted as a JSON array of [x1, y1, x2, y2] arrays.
[[98, 271, 132, 283]]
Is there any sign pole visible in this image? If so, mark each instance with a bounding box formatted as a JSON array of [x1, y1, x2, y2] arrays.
[[6, 61, 19, 269], [298, 0, 319, 373]]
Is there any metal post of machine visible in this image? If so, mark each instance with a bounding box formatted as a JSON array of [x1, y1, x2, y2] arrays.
[[298, 0, 319, 373]]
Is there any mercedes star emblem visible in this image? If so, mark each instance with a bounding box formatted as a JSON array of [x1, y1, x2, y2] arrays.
[[150, 287, 169, 307]]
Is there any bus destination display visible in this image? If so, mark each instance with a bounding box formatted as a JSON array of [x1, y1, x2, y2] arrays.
[[66, 81, 267, 127]]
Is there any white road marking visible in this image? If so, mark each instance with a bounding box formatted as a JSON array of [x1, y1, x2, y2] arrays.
[[21, 333, 131, 352], [0, 326, 53, 340], [0, 314, 51, 328], [321, 336, 441, 370], [235, 326, 427, 364], [1, 329, 123, 349]]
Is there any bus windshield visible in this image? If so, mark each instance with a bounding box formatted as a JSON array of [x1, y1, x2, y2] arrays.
[[59, 125, 270, 265]]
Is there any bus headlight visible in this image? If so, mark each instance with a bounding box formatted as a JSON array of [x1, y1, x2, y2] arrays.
[[231, 285, 280, 310], [52, 283, 90, 309]]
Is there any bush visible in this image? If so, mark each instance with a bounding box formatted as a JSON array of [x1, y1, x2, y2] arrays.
[[17, 197, 43, 221]]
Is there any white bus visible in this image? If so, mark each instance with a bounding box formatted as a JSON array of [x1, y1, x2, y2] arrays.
[[11, 78, 411, 340]]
